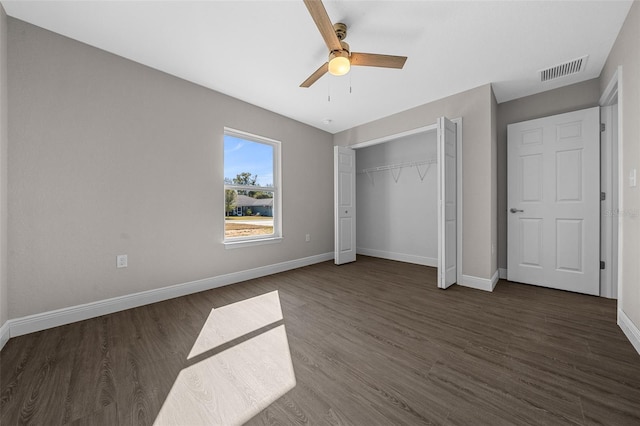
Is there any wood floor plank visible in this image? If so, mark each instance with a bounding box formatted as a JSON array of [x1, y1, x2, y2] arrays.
[[61, 317, 117, 424], [1, 256, 639, 425], [68, 402, 118, 426], [2, 327, 76, 424], [115, 351, 184, 426]]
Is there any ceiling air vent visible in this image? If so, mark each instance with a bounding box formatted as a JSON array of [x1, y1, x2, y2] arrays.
[[539, 55, 588, 82]]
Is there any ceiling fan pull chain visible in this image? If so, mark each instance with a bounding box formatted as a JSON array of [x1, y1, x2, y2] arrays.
[[328, 78, 331, 102]]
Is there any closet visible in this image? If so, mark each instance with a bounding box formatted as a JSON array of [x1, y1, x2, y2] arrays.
[[334, 117, 459, 289], [356, 130, 438, 267]]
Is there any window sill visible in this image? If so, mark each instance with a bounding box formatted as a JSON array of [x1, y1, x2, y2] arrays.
[[224, 236, 283, 250]]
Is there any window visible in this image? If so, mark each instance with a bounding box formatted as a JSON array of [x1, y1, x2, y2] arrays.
[[223, 129, 281, 246]]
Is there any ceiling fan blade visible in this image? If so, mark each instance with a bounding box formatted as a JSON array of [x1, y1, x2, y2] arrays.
[[303, 0, 342, 52], [350, 52, 408, 69], [300, 62, 329, 88]]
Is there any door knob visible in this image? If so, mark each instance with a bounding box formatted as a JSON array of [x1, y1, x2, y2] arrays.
[[510, 208, 524, 213]]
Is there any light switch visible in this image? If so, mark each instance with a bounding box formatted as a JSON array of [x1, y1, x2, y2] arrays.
[[630, 168, 637, 188]]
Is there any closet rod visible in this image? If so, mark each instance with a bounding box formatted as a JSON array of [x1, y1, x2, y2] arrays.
[[356, 158, 437, 175]]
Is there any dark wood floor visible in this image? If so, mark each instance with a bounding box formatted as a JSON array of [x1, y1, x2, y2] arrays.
[[1, 256, 640, 425]]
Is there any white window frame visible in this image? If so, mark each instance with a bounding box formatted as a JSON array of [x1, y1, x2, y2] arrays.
[[223, 128, 282, 248]]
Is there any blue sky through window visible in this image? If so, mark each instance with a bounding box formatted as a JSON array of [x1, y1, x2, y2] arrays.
[[224, 135, 274, 186]]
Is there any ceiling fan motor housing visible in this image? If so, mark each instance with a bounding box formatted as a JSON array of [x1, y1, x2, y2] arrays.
[[334, 22, 347, 41]]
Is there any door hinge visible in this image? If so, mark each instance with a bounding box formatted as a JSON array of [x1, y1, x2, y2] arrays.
[[601, 123, 606, 132], [601, 192, 606, 201], [600, 261, 605, 270]]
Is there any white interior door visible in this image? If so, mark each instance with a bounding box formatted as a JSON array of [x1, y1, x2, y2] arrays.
[[507, 107, 600, 295], [334, 146, 356, 265], [437, 117, 457, 289]]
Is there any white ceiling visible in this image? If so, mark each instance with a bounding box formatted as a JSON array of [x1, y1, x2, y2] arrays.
[[3, 1, 633, 134]]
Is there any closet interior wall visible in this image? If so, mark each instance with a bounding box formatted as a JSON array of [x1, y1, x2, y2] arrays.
[[355, 130, 438, 266]]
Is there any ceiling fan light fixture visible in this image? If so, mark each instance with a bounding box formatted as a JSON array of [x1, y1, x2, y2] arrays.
[[328, 51, 350, 76], [299, 1, 406, 88]]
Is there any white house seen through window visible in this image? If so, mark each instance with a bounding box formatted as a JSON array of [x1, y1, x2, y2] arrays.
[[223, 129, 281, 244]]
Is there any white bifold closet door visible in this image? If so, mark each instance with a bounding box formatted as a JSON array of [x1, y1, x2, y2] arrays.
[[437, 117, 457, 289], [334, 146, 356, 265]]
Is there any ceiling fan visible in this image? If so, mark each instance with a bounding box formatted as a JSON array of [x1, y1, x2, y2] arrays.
[[300, 0, 408, 88]]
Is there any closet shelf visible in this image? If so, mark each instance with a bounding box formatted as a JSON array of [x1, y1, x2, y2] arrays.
[[356, 158, 437, 175]]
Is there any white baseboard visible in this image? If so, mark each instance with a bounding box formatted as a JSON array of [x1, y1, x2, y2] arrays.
[[492, 269, 500, 289], [618, 308, 640, 356], [499, 268, 508, 280], [0, 320, 9, 350], [2, 252, 334, 346], [458, 270, 499, 292], [357, 247, 437, 267]]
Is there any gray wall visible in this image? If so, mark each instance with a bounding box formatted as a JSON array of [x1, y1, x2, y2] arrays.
[[496, 79, 601, 271], [335, 84, 496, 280], [7, 18, 334, 318], [356, 131, 438, 265], [0, 5, 7, 328], [600, 2, 640, 330]]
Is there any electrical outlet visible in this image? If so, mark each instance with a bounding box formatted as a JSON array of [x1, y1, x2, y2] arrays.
[[305, 234, 311, 242], [116, 254, 128, 268]]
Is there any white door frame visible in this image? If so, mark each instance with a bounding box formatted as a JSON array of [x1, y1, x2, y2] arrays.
[[599, 67, 622, 302], [600, 104, 618, 299], [349, 118, 463, 284]]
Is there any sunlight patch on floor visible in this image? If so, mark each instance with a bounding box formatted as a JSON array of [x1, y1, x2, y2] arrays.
[[154, 291, 295, 425], [187, 291, 284, 360]]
